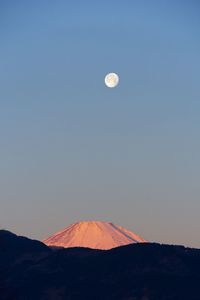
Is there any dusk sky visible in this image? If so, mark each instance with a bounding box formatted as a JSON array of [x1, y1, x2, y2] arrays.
[[1, 1, 200, 247]]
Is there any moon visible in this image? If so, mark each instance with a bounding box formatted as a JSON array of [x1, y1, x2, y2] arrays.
[[105, 73, 119, 88]]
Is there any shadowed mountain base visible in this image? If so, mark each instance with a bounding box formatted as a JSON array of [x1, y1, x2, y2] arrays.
[[0, 230, 200, 300]]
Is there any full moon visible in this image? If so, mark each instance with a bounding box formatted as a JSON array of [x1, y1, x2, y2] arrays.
[[105, 73, 119, 88]]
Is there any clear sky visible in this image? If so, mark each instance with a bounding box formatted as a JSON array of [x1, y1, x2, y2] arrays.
[[1, 0, 200, 247]]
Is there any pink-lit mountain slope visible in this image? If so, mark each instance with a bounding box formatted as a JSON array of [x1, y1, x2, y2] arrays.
[[43, 221, 147, 250]]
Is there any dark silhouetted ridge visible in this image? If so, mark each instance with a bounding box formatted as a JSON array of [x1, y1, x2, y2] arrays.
[[1, 230, 200, 300]]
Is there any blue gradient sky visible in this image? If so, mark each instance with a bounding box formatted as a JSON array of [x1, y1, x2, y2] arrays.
[[1, 1, 200, 247]]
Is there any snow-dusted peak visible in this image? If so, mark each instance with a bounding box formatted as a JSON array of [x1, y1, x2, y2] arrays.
[[43, 221, 147, 250]]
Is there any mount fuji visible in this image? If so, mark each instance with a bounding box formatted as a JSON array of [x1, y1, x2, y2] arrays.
[[43, 221, 147, 250]]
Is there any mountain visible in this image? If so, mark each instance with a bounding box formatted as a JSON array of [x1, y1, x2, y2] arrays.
[[43, 220, 147, 250], [1, 230, 200, 300], [0, 230, 50, 268]]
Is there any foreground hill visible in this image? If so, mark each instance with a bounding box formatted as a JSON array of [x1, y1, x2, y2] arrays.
[[44, 220, 146, 250], [0, 230, 50, 268], [1, 230, 200, 299]]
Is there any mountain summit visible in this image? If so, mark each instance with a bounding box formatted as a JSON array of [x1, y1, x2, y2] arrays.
[[43, 221, 146, 250]]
